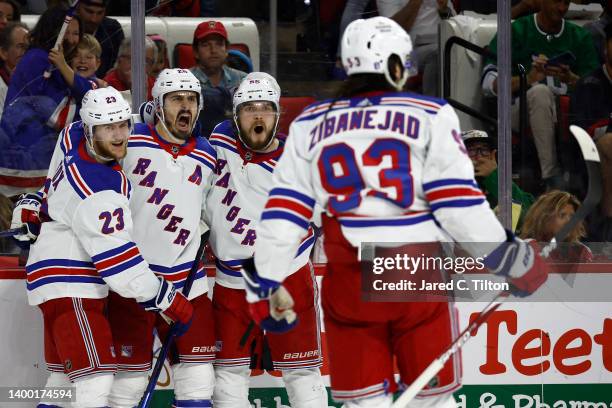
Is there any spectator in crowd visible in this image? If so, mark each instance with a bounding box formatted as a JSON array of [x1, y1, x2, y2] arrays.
[[3, 5, 83, 135], [190, 20, 247, 137], [376, 0, 455, 96], [462, 129, 535, 231], [0, 6, 83, 193], [585, 0, 612, 63], [148, 34, 169, 78], [0, 22, 29, 117], [76, 0, 125, 78], [103, 36, 156, 100], [47, 33, 104, 103], [482, 0, 599, 190], [571, 23, 612, 135], [69, 34, 105, 85], [0, 0, 20, 31], [520, 190, 592, 262], [191, 20, 246, 90]]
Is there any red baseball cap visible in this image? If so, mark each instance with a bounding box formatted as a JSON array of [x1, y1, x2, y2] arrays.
[[194, 20, 228, 42]]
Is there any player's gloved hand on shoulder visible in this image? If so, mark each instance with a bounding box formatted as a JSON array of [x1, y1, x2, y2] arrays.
[[140, 277, 193, 336], [241, 258, 298, 333], [11, 192, 42, 246], [138, 101, 155, 125], [484, 231, 549, 297]]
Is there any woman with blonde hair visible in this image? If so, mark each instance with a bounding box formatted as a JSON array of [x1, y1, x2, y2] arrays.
[[520, 190, 592, 262]]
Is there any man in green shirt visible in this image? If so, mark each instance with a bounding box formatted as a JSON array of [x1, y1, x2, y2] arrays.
[[462, 130, 535, 231], [481, 0, 599, 190]]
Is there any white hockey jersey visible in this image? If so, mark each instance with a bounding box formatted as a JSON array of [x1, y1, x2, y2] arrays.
[[37, 121, 217, 301], [253, 92, 507, 283], [27, 122, 160, 306], [121, 123, 217, 299], [203, 120, 315, 289]]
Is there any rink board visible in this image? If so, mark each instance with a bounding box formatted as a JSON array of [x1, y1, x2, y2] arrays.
[[0, 261, 611, 407]]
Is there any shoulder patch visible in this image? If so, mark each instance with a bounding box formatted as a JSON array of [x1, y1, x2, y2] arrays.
[[60, 122, 85, 155]]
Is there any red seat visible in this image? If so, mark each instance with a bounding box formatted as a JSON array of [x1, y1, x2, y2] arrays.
[[173, 43, 251, 69], [278, 96, 316, 135]]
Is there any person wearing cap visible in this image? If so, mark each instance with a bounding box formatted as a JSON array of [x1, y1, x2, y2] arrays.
[[462, 129, 535, 231], [190, 20, 247, 90], [76, 0, 125, 78], [190, 20, 247, 137]]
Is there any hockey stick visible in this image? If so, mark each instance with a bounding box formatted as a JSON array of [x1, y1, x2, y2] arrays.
[[0, 226, 27, 238], [43, 0, 80, 79], [391, 125, 602, 408], [138, 230, 210, 408]]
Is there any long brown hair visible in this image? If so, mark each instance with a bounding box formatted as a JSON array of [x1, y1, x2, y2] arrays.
[[519, 190, 585, 243]]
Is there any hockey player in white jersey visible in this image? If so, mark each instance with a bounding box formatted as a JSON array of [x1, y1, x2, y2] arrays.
[[106, 68, 217, 408], [23, 87, 193, 408], [12, 70, 218, 408], [239, 17, 549, 408], [202, 72, 328, 407]]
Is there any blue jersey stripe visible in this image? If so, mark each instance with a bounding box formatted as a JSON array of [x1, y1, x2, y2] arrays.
[[269, 187, 316, 208], [339, 214, 434, 228], [27, 258, 95, 271], [92, 242, 135, 263], [261, 210, 310, 230], [430, 198, 486, 211], [423, 179, 478, 191], [98, 255, 145, 278], [27, 275, 105, 290]]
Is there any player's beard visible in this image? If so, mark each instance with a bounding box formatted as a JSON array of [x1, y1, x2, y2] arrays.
[[241, 121, 274, 151], [93, 138, 127, 162], [166, 110, 193, 141]]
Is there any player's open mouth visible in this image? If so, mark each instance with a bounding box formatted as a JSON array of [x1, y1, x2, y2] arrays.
[[76, 65, 90, 73], [111, 140, 125, 147], [254, 124, 265, 134], [177, 113, 191, 128]]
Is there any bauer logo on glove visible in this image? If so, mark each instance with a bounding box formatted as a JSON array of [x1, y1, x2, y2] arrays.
[[11, 192, 43, 245]]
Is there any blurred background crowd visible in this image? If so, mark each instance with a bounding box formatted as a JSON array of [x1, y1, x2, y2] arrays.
[[0, 0, 608, 260]]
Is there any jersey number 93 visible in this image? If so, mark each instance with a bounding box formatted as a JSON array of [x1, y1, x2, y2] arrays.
[[318, 138, 413, 214]]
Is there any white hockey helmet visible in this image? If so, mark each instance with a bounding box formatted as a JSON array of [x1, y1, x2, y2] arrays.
[[152, 68, 203, 131], [79, 87, 132, 161], [233, 72, 281, 151], [232, 72, 281, 115], [80, 86, 132, 138], [341, 16, 415, 90]]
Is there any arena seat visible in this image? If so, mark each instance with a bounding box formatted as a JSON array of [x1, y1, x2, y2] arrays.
[[173, 43, 251, 69], [278, 96, 316, 135]]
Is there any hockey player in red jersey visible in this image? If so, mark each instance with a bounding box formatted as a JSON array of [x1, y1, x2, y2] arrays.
[[24, 87, 193, 408], [241, 17, 549, 407], [203, 72, 328, 407]]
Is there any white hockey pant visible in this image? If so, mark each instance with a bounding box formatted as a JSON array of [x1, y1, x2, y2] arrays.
[[39, 372, 114, 408], [283, 368, 328, 407]]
